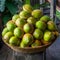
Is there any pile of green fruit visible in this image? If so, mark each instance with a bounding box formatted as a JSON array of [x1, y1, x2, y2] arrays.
[[2, 4, 58, 48]]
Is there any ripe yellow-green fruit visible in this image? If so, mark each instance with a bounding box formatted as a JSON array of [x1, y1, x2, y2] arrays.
[[12, 14, 20, 22], [43, 31, 55, 42], [47, 21, 57, 31], [2, 27, 9, 37], [9, 36, 20, 46], [19, 11, 30, 19], [40, 15, 51, 23], [27, 17, 36, 25], [33, 29, 43, 39], [6, 21, 16, 31], [20, 42, 25, 48], [32, 9, 43, 18], [22, 33, 33, 46], [20, 42, 29, 48], [3, 32, 13, 41], [31, 40, 41, 47], [36, 21, 46, 31], [23, 23, 34, 33], [14, 27, 24, 38], [15, 18, 26, 28], [23, 4, 33, 13], [6, 20, 13, 25]]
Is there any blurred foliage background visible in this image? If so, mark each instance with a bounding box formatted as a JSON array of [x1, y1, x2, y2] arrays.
[[1, 0, 59, 25], [0, 0, 50, 24]]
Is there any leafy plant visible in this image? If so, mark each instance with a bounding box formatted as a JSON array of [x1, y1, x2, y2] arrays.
[[2, 0, 50, 25], [32, 2, 50, 9], [25, 0, 30, 4], [56, 10, 60, 20]]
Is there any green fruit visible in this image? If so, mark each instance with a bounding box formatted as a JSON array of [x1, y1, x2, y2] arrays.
[[47, 21, 57, 31], [3, 32, 13, 40], [19, 11, 30, 19], [23, 4, 33, 13], [6, 20, 12, 25], [31, 40, 41, 47], [22, 33, 33, 46], [44, 31, 54, 42], [12, 14, 19, 22], [2, 27, 9, 37], [27, 17, 36, 25], [20, 42, 25, 48], [40, 15, 50, 23], [32, 9, 43, 18], [23, 23, 34, 33], [33, 29, 43, 39], [20, 42, 28, 48], [14, 27, 24, 38], [9, 36, 20, 46], [6, 21, 16, 31], [15, 18, 26, 28], [36, 21, 46, 30]]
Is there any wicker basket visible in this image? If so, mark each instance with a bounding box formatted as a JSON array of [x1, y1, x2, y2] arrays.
[[2, 38, 57, 53]]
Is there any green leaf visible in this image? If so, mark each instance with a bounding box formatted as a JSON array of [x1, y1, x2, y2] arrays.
[[6, 1, 18, 15], [33, 2, 50, 9], [25, 0, 30, 4], [56, 10, 60, 20], [2, 14, 12, 25]]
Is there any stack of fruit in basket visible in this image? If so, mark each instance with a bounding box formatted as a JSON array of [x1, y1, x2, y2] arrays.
[[2, 4, 58, 48]]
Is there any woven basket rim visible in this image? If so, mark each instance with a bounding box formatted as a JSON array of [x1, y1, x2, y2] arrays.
[[2, 37, 57, 53]]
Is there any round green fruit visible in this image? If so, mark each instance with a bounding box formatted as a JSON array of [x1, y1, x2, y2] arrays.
[[33, 29, 43, 39], [23, 4, 33, 13], [2, 27, 9, 37], [3, 32, 13, 40], [20, 42, 28, 48], [40, 15, 50, 23], [20, 42, 25, 48], [6, 21, 16, 31], [27, 17, 36, 25], [14, 27, 24, 38], [12, 14, 19, 22], [36, 21, 46, 31], [22, 33, 33, 45], [15, 18, 26, 28], [47, 21, 57, 31], [31, 40, 41, 47], [44, 31, 54, 42], [6, 20, 13, 25], [9, 36, 20, 46], [19, 11, 30, 19], [23, 23, 34, 33], [32, 9, 43, 18]]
